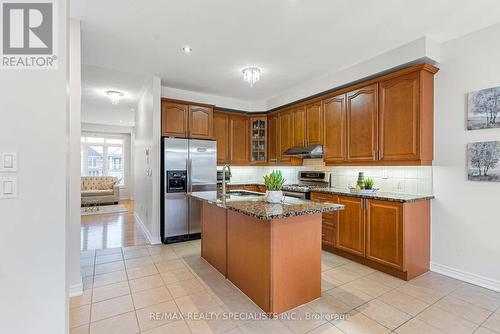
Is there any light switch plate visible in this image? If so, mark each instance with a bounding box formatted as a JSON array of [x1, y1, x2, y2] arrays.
[[0, 151, 17, 172], [0, 176, 17, 199]]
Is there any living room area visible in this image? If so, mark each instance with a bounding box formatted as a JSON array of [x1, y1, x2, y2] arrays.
[[79, 65, 150, 251]]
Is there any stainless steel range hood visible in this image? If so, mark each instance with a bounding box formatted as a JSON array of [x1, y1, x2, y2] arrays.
[[282, 145, 323, 158]]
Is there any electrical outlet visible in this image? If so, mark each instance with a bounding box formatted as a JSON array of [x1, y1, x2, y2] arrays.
[[382, 169, 388, 179]]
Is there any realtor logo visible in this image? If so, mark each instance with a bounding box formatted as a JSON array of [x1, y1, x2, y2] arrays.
[[1, 1, 57, 69]]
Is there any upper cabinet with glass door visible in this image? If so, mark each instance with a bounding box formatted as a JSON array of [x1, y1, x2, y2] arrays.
[[250, 117, 267, 163]]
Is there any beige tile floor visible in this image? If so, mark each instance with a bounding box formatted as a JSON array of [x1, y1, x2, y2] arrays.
[[72, 241, 500, 334]]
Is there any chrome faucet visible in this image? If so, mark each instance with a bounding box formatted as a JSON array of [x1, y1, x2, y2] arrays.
[[222, 164, 231, 196]]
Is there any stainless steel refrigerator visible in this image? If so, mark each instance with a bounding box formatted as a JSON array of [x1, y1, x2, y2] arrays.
[[161, 138, 217, 244]]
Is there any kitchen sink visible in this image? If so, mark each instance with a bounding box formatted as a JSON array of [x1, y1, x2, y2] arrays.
[[225, 190, 265, 197]]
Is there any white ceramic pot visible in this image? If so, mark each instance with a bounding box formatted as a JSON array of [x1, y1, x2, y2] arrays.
[[265, 190, 283, 203]]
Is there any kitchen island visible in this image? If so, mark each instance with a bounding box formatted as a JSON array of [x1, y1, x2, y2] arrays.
[[188, 191, 343, 314]]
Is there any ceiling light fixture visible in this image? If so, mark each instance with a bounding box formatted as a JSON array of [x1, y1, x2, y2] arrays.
[[242, 67, 261, 87], [182, 46, 193, 53], [105, 90, 124, 105]]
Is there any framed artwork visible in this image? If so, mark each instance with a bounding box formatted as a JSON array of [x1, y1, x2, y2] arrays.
[[467, 86, 500, 130], [467, 141, 500, 182]]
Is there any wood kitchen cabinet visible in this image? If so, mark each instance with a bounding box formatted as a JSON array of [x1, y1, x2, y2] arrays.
[[346, 84, 378, 161], [291, 103, 322, 148], [164, 64, 437, 167], [310, 192, 339, 248], [189, 105, 213, 139], [278, 110, 293, 163], [323, 95, 346, 163], [229, 115, 250, 164], [214, 111, 229, 164], [311, 191, 430, 280], [250, 117, 267, 163], [161, 99, 213, 139], [336, 196, 365, 257], [162, 100, 188, 137], [379, 68, 435, 164], [292, 106, 306, 147], [268, 113, 278, 163], [305, 101, 323, 146], [365, 200, 403, 269]]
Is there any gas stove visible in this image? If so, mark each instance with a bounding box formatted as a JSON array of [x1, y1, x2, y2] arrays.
[[282, 171, 331, 199]]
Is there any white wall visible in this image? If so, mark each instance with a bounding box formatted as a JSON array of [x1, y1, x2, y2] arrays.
[[68, 19, 83, 297], [432, 23, 500, 291], [0, 1, 68, 333], [266, 37, 441, 110], [161, 86, 267, 112], [134, 78, 162, 244], [81, 105, 135, 127]]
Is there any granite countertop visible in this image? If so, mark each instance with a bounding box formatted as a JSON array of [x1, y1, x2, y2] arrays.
[[311, 187, 434, 203], [188, 191, 344, 220], [225, 182, 265, 187]]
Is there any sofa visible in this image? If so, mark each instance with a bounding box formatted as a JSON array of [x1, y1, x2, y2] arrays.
[[81, 176, 120, 205]]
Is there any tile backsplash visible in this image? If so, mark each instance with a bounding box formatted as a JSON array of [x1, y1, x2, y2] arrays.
[[220, 159, 433, 195]]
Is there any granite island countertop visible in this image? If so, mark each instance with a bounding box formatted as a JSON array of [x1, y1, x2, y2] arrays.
[[311, 187, 434, 203], [188, 191, 344, 220]]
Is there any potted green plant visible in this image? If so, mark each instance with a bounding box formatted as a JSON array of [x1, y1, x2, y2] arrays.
[[363, 178, 375, 190], [263, 170, 286, 203]]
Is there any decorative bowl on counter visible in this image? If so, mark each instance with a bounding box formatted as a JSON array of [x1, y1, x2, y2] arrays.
[[348, 187, 379, 194]]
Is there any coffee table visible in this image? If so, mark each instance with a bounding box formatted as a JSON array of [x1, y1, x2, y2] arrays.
[[82, 198, 102, 213]]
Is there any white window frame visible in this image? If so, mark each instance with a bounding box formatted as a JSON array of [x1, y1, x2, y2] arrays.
[[81, 133, 127, 186]]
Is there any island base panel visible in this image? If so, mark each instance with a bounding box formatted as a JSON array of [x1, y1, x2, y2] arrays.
[[226, 211, 271, 312], [226, 210, 322, 314], [201, 202, 227, 276], [271, 214, 322, 313]]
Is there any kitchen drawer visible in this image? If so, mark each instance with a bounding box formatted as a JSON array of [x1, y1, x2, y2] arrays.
[[310, 192, 336, 202], [257, 185, 267, 193], [322, 216, 336, 228], [322, 224, 335, 247], [322, 211, 338, 221]]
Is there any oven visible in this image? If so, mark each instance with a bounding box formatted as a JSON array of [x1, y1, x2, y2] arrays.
[[282, 190, 309, 199]]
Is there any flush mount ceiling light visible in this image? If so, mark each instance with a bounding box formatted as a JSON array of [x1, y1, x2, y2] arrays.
[[105, 90, 124, 105], [182, 46, 193, 53], [242, 67, 261, 87]]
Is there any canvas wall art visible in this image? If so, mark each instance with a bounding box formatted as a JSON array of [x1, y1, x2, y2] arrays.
[[467, 141, 500, 182], [467, 86, 500, 130]]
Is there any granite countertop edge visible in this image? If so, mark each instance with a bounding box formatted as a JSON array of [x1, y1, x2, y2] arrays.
[[310, 188, 434, 203], [188, 192, 344, 220], [226, 182, 265, 187], [224, 183, 434, 203]]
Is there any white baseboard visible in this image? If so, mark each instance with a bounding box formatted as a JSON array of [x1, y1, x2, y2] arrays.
[[134, 212, 161, 244], [430, 262, 500, 292], [69, 277, 83, 297]]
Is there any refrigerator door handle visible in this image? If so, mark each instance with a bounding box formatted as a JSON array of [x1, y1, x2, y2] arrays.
[[187, 157, 192, 193]]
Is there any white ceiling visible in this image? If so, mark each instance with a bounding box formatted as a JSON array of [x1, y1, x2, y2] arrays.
[[73, 0, 500, 110], [81, 65, 145, 126]]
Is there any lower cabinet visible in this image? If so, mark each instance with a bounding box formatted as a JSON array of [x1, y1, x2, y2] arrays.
[[226, 185, 260, 192], [366, 200, 403, 270], [336, 196, 365, 257], [321, 215, 336, 248], [256, 185, 267, 193], [311, 192, 430, 280], [310, 193, 339, 248]]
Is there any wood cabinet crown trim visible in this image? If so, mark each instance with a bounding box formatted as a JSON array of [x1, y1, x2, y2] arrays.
[[161, 97, 214, 109]]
